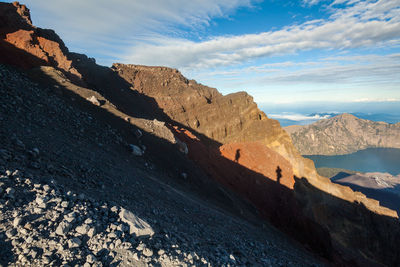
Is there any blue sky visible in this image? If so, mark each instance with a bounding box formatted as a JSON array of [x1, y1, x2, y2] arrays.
[[9, 0, 400, 120]]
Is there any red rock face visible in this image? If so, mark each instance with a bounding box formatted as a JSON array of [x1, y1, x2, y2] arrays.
[[219, 143, 295, 189], [172, 127, 296, 222], [172, 126, 333, 257], [0, 2, 82, 83]]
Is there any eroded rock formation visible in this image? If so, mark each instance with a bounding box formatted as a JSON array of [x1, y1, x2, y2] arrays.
[[111, 64, 319, 182]]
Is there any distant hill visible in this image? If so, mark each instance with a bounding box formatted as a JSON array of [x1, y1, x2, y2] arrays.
[[316, 167, 359, 179], [285, 113, 400, 155], [332, 172, 400, 215]]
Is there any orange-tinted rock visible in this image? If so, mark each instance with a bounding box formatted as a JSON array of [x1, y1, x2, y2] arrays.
[[171, 126, 333, 258], [0, 2, 82, 83], [219, 142, 294, 189]]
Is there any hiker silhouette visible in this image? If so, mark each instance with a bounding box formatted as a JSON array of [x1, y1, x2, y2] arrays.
[[235, 149, 241, 162], [276, 166, 282, 184]]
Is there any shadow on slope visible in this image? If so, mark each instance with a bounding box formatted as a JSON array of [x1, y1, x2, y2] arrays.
[[296, 177, 400, 266], [29, 63, 400, 266], [333, 181, 400, 216], [1, 42, 400, 265], [0, 234, 13, 265]]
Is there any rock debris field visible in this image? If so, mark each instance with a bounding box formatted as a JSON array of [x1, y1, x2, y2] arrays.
[[0, 64, 323, 266]]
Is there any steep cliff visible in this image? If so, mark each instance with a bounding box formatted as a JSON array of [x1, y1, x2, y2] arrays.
[[111, 64, 319, 182], [285, 113, 400, 155]]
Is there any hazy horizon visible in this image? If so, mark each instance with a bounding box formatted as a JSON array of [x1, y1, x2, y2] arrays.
[[260, 100, 400, 126]]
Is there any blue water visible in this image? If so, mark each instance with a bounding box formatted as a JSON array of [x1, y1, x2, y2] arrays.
[[304, 148, 400, 175]]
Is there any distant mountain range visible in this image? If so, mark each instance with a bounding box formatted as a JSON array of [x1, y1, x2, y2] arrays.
[[285, 113, 400, 155], [269, 111, 400, 127]]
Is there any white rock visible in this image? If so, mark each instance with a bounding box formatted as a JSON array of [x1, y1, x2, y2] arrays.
[[56, 221, 72, 236], [87, 96, 101, 106], [119, 208, 154, 237], [129, 145, 143, 156], [61, 201, 69, 208], [13, 217, 23, 228], [87, 227, 96, 238], [76, 224, 90, 235], [68, 237, 82, 248], [86, 254, 96, 263], [142, 248, 153, 257], [5, 187, 15, 195], [43, 184, 50, 192]]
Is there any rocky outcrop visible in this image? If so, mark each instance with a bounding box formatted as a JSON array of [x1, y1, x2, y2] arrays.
[[285, 113, 400, 155], [111, 64, 398, 217], [111, 64, 318, 182], [0, 2, 82, 83]]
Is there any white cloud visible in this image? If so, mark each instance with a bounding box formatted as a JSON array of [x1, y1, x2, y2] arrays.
[[185, 52, 400, 104], [353, 98, 400, 102], [21, 0, 256, 62], [302, 0, 326, 6], [121, 0, 400, 69], [269, 113, 332, 121], [192, 53, 400, 86]]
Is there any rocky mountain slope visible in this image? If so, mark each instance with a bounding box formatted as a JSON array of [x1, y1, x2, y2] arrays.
[[0, 64, 322, 266], [285, 113, 400, 155], [2, 2, 400, 266]]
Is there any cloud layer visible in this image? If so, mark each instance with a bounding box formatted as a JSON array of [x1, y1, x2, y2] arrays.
[[123, 0, 400, 69], [23, 0, 256, 60], [269, 113, 332, 121]]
